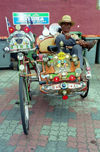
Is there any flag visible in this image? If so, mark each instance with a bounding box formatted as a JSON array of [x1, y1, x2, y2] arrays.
[[26, 17, 30, 26], [26, 17, 33, 27], [30, 17, 33, 25], [5, 17, 11, 35], [26, 17, 33, 33]]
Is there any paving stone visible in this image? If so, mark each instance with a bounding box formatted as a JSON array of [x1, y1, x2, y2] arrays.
[[0, 110, 9, 117], [45, 147, 56, 152], [2, 120, 11, 125], [58, 131, 68, 136], [6, 84, 13, 87], [0, 65, 100, 152], [1, 134, 12, 140], [67, 147, 78, 152], [0, 123, 9, 129], [68, 127, 77, 132], [95, 133, 100, 139], [48, 135, 57, 141], [8, 125, 17, 130], [59, 126, 68, 131], [69, 113, 76, 119], [51, 126, 59, 131], [94, 128, 100, 134], [3, 145, 16, 152], [31, 99, 36, 105], [45, 112, 54, 118], [68, 131, 77, 137], [53, 119, 61, 123], [0, 128, 7, 134], [13, 129, 23, 135], [40, 130, 50, 136], [49, 130, 59, 136], [58, 136, 68, 141], [53, 116, 61, 120], [9, 99, 17, 105], [60, 122, 68, 127], [0, 146, 5, 151], [9, 120, 19, 125], [0, 139, 9, 146], [42, 125, 51, 131], [4, 128, 15, 134], [91, 113, 100, 120], [56, 147, 67, 152], [34, 146, 46, 152], [0, 89, 7, 95], [15, 124, 23, 130], [61, 119, 69, 123], [57, 140, 67, 147], [51, 122, 60, 127], [46, 141, 58, 148]]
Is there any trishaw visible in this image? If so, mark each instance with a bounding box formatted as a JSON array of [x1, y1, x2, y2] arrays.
[[3, 23, 91, 135]]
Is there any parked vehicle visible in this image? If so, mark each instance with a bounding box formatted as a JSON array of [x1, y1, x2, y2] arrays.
[[3, 23, 91, 135]]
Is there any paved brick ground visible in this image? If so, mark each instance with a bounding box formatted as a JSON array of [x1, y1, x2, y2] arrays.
[[0, 64, 100, 152]]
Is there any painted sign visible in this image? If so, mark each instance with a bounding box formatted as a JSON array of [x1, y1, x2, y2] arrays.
[[13, 12, 49, 25]]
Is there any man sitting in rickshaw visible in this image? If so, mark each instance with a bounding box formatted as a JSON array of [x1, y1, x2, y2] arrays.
[[55, 15, 97, 70]]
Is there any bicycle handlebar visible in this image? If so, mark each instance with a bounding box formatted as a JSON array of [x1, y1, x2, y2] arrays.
[[3, 46, 37, 54]]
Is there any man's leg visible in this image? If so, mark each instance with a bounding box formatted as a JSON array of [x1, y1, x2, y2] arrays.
[[70, 44, 83, 70]]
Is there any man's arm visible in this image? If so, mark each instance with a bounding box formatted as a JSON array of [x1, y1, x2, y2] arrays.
[[55, 34, 76, 49]]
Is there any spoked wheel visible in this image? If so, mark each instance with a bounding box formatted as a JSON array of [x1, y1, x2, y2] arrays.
[[19, 76, 29, 135], [80, 80, 89, 98]]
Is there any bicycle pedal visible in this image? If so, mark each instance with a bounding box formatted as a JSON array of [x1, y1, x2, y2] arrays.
[[28, 105, 32, 108]]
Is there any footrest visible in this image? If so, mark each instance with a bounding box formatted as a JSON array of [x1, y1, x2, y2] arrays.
[[39, 81, 46, 85]]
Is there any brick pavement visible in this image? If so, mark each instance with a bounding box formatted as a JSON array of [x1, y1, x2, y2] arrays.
[[0, 64, 100, 152]]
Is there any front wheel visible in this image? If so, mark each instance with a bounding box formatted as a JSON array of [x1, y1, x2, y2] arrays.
[[80, 80, 89, 98], [19, 76, 29, 135]]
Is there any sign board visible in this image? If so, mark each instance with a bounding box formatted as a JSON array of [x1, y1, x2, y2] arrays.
[[13, 12, 49, 25]]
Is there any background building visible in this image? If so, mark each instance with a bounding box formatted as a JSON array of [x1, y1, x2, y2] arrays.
[[0, 0, 99, 37]]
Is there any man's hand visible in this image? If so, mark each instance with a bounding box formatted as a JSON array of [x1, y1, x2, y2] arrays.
[[76, 39, 97, 51], [65, 33, 71, 40], [76, 39, 85, 46]]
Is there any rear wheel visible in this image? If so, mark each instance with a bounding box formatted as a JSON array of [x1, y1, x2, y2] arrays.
[[19, 76, 29, 135], [80, 80, 89, 98]]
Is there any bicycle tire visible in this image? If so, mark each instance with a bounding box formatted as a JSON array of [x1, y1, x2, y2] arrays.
[[19, 76, 29, 135]]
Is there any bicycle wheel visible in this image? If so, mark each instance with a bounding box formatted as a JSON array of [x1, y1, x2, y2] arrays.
[[80, 80, 89, 98], [19, 76, 29, 135]]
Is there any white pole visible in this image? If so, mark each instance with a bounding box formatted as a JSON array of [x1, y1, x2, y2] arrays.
[[5, 17, 9, 35]]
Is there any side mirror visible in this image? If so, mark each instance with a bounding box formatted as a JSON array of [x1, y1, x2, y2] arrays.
[[47, 45, 58, 52]]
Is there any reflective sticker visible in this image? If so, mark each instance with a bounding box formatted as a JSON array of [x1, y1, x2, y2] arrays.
[[58, 52, 66, 60]]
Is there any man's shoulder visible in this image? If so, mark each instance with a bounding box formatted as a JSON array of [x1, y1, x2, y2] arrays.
[[55, 33, 64, 38]]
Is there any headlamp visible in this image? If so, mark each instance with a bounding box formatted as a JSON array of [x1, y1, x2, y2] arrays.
[[42, 55, 49, 62], [75, 72, 80, 78], [19, 65, 25, 71], [61, 72, 67, 80], [74, 61, 78, 66], [75, 68, 82, 78], [61, 82, 68, 89], [49, 74, 53, 80], [15, 25, 21, 31], [62, 90, 67, 95], [72, 54, 78, 62], [17, 53, 24, 60], [47, 61, 51, 67], [66, 53, 70, 59]]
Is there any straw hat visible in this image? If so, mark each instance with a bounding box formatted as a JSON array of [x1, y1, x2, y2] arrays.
[[58, 15, 75, 26]]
